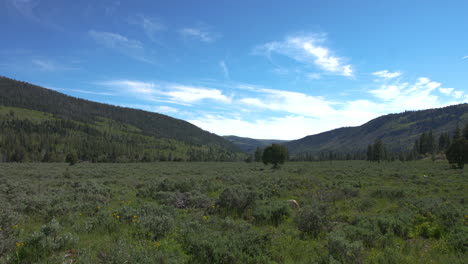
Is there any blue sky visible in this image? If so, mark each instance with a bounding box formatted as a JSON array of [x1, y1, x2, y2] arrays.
[[1, 0, 468, 140]]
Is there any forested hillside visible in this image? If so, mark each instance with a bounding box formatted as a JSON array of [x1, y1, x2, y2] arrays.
[[0, 77, 243, 162], [286, 104, 468, 156]]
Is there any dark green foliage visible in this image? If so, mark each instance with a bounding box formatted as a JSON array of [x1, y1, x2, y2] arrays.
[[254, 147, 263, 162], [446, 123, 468, 169], [253, 200, 290, 226], [294, 204, 328, 237], [438, 132, 451, 151], [328, 230, 364, 264], [367, 139, 388, 162], [65, 152, 78, 165], [262, 144, 288, 168], [446, 138, 468, 168], [182, 219, 272, 264], [216, 186, 258, 216]]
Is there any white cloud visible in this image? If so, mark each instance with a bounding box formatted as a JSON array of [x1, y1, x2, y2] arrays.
[[255, 34, 353, 76], [462, 56, 468, 59], [179, 25, 221, 42], [219, 60, 230, 79], [166, 85, 231, 103], [156, 106, 178, 113], [97, 80, 230, 104], [439, 88, 454, 95], [372, 70, 402, 79], [454, 91, 464, 99], [239, 88, 336, 118], [89, 30, 152, 63], [369, 76, 450, 113]]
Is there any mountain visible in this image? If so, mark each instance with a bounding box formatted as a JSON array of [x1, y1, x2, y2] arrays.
[[0, 76, 243, 162], [223, 135, 288, 153], [285, 104, 468, 156]]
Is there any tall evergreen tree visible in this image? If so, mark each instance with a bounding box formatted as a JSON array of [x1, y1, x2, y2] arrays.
[[254, 147, 263, 162]]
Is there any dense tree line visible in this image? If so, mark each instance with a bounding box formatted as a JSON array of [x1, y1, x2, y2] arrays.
[[0, 109, 244, 163]]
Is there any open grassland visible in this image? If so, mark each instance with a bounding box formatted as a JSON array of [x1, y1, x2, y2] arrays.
[[0, 161, 467, 263]]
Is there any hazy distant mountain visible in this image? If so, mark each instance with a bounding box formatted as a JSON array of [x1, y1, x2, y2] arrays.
[[224, 135, 288, 153], [285, 104, 468, 156], [0, 76, 243, 162]]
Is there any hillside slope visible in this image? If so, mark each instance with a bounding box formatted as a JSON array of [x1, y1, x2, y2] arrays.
[[0, 76, 242, 162], [285, 104, 468, 155], [224, 136, 288, 153]]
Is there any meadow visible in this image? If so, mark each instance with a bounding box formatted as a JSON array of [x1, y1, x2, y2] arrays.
[[0, 160, 467, 263]]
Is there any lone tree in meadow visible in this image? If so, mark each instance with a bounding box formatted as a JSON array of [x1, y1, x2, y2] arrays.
[[65, 152, 78, 166], [262, 144, 288, 168]]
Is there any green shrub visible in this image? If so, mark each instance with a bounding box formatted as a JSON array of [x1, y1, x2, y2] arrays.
[[253, 200, 290, 226], [328, 230, 363, 264], [216, 186, 258, 216], [15, 219, 77, 263], [371, 187, 405, 200], [182, 219, 272, 264], [294, 204, 329, 237]]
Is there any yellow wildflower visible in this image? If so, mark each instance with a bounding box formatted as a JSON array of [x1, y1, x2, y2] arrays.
[[12, 225, 18, 229], [203, 216, 208, 221], [15, 242, 24, 248], [153, 241, 161, 248], [116, 215, 120, 219]]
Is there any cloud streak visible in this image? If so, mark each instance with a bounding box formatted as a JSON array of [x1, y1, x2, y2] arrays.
[[219, 60, 230, 79], [255, 34, 353, 77], [128, 15, 165, 43], [179, 25, 221, 42], [97, 80, 231, 105], [89, 30, 152, 63], [32, 59, 79, 72], [373, 70, 402, 79]]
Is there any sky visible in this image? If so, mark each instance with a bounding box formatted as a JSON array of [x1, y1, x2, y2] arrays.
[[1, 0, 468, 140]]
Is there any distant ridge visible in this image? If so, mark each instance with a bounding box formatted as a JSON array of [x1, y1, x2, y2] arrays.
[[223, 135, 288, 153], [285, 104, 468, 155]]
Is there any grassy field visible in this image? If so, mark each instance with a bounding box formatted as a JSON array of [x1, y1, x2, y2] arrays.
[[0, 161, 467, 263]]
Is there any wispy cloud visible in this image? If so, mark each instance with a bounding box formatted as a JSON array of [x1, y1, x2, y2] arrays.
[[462, 56, 468, 59], [307, 73, 322, 80], [373, 70, 402, 79], [32, 59, 79, 72], [239, 87, 336, 118], [51, 87, 114, 96], [255, 34, 353, 77], [97, 80, 231, 105], [88, 30, 152, 63], [179, 24, 221, 42], [219, 60, 230, 79], [6, 0, 40, 19], [128, 15, 166, 43]]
